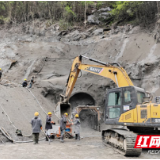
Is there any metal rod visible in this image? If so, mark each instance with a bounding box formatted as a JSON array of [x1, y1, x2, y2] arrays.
[[81, 55, 108, 66], [114, 74, 119, 87]]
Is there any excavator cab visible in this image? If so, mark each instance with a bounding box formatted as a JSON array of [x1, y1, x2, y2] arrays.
[[105, 86, 146, 125], [104, 85, 160, 131]]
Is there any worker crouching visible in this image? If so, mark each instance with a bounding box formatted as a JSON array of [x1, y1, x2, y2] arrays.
[[60, 113, 68, 143], [72, 114, 81, 140], [31, 112, 42, 144], [22, 79, 28, 87], [45, 112, 55, 141]]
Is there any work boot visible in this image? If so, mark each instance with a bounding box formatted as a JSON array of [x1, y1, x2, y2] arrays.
[[77, 134, 80, 141], [75, 134, 77, 140]]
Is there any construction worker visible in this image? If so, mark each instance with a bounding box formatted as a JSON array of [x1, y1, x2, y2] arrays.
[[0, 68, 2, 81], [22, 79, 28, 87], [71, 109, 77, 120], [31, 112, 42, 144], [60, 113, 68, 143], [45, 112, 55, 141], [29, 77, 35, 88], [72, 114, 81, 140]]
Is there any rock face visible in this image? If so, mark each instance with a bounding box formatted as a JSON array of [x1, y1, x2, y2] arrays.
[[61, 30, 90, 42], [1, 19, 160, 143], [88, 15, 100, 24], [87, 7, 111, 24], [0, 21, 160, 129], [92, 28, 103, 36], [32, 58, 45, 73]]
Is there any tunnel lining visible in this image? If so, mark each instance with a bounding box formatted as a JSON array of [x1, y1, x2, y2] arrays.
[[69, 92, 95, 109]]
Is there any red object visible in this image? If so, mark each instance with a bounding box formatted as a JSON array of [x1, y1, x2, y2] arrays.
[[56, 123, 72, 138], [134, 135, 160, 148]]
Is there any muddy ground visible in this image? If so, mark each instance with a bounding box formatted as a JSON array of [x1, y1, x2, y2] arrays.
[[0, 135, 159, 159]]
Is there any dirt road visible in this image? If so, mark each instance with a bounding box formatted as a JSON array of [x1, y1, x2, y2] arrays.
[[0, 136, 158, 159]]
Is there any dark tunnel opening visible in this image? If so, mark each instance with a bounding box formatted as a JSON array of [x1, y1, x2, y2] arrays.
[[79, 109, 98, 129], [69, 92, 95, 109], [69, 92, 97, 129]]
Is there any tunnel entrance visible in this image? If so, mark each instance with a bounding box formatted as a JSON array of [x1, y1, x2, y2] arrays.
[[79, 109, 99, 130], [69, 92, 95, 109], [69, 92, 99, 130]]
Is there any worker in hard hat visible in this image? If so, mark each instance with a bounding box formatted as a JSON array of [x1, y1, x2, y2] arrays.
[[29, 77, 35, 88], [0, 68, 2, 81], [72, 114, 81, 140], [22, 79, 28, 87], [71, 109, 77, 120], [31, 112, 42, 144], [45, 112, 55, 141], [60, 113, 68, 143]]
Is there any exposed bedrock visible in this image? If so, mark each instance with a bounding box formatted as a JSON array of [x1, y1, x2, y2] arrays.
[[1, 23, 160, 135]]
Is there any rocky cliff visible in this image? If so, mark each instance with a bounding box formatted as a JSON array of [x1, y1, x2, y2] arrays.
[[0, 20, 160, 140]]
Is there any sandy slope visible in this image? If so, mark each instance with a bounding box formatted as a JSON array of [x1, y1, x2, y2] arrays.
[[0, 85, 56, 141], [0, 24, 160, 158]]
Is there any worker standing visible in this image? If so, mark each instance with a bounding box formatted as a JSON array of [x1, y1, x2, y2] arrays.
[[60, 113, 68, 143], [22, 79, 28, 87], [29, 77, 35, 88], [0, 68, 2, 81], [71, 109, 77, 120], [72, 114, 81, 140], [31, 112, 42, 144], [45, 112, 55, 141]]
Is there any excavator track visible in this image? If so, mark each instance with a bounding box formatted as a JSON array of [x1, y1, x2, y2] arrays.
[[102, 128, 142, 157]]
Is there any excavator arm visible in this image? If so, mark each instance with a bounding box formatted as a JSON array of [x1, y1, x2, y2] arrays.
[[61, 55, 133, 103]]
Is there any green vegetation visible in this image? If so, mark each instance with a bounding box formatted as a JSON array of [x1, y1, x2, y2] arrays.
[[0, 1, 158, 27], [110, 1, 158, 26]]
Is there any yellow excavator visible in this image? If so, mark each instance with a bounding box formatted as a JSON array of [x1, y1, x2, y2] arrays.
[[58, 55, 160, 157]]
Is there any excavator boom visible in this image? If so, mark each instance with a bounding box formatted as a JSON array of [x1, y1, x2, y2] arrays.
[[63, 55, 133, 102]]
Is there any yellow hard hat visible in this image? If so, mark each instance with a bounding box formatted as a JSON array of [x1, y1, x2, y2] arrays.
[[0, 68, 1, 70], [48, 112, 52, 115], [75, 114, 79, 118], [24, 79, 27, 81], [64, 113, 68, 116], [34, 112, 39, 116]]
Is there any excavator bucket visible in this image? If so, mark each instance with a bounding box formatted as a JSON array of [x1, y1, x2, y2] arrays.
[[55, 102, 71, 119]]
